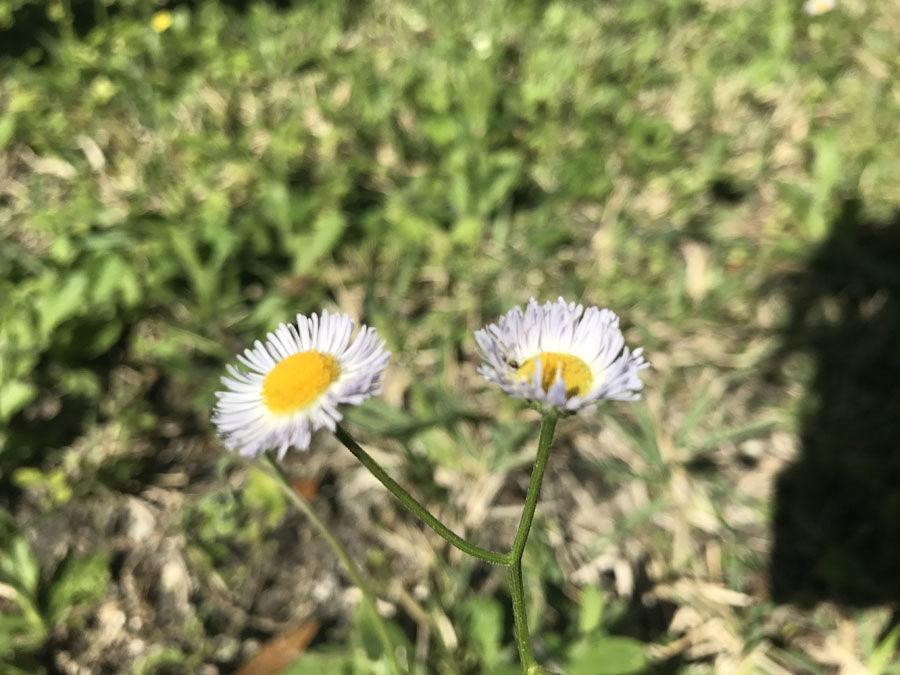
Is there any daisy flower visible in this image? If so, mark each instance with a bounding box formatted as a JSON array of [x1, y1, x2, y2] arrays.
[[803, 0, 836, 16], [474, 298, 648, 413], [213, 311, 390, 458]]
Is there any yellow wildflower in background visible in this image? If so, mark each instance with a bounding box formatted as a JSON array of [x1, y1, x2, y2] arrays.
[[151, 10, 173, 33]]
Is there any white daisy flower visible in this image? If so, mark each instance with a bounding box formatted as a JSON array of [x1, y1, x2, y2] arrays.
[[803, 0, 836, 16], [474, 298, 648, 412], [213, 310, 390, 458]]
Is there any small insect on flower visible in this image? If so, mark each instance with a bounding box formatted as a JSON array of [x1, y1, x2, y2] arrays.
[[213, 311, 390, 458], [475, 298, 648, 413]]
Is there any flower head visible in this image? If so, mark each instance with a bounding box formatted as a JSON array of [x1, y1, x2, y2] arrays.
[[151, 10, 173, 33], [803, 0, 836, 16], [474, 298, 648, 412], [213, 311, 390, 458]]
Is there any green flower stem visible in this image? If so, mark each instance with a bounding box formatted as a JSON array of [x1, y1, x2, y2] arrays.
[[261, 450, 403, 675], [334, 423, 509, 566], [510, 412, 558, 561], [507, 411, 558, 672], [335, 411, 559, 674], [508, 556, 534, 669]]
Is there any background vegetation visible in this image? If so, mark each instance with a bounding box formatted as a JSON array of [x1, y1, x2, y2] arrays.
[[1, 0, 899, 672]]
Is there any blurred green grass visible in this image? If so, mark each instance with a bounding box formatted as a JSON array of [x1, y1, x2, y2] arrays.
[[1, 0, 899, 673]]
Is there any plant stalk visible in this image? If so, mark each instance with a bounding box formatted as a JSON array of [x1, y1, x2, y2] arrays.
[[262, 450, 403, 674], [334, 424, 509, 566], [507, 412, 558, 672], [335, 411, 559, 673]]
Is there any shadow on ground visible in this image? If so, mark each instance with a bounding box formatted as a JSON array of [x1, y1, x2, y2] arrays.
[[770, 199, 900, 607]]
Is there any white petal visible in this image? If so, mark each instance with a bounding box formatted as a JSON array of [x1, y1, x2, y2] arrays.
[[213, 311, 390, 457], [474, 299, 647, 411]]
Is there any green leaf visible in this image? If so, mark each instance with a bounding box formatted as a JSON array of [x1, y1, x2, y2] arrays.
[[36, 271, 89, 338], [0, 609, 43, 660], [568, 636, 648, 675], [421, 114, 460, 146], [0, 536, 40, 595], [0, 115, 15, 149], [292, 209, 347, 275], [79, 318, 124, 358], [353, 603, 386, 662], [260, 180, 292, 230], [477, 151, 522, 216], [90, 255, 141, 308], [242, 467, 287, 530], [0, 380, 36, 422], [0, 612, 40, 644], [577, 585, 604, 635], [451, 215, 483, 247], [283, 651, 352, 674], [13, 467, 72, 506], [47, 552, 111, 626], [463, 597, 506, 668], [869, 624, 900, 675], [807, 132, 843, 240]]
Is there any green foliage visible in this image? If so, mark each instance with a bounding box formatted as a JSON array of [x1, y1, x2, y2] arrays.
[[576, 585, 604, 636], [12, 467, 73, 508], [184, 466, 289, 565], [283, 603, 412, 675], [0, 534, 45, 658], [0, 526, 111, 665], [0, 536, 39, 597], [353, 603, 412, 671], [46, 552, 111, 626], [869, 625, 900, 675], [463, 596, 511, 670], [567, 637, 647, 675], [241, 467, 287, 531], [284, 651, 354, 675], [1, 0, 899, 671], [561, 584, 647, 675]]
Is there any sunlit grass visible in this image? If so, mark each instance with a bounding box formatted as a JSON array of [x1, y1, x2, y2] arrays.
[[1, 0, 899, 672]]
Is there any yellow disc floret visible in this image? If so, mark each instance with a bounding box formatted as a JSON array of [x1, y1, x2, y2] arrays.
[[262, 351, 341, 414], [517, 352, 593, 397]]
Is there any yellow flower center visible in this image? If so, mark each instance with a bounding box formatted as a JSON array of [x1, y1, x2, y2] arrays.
[[262, 351, 340, 415], [517, 352, 593, 397]]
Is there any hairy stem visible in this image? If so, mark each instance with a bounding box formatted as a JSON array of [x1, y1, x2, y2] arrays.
[[334, 410, 559, 674], [509, 556, 534, 669], [508, 412, 558, 672], [334, 424, 509, 566]]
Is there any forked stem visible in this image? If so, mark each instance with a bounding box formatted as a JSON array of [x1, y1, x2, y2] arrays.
[[336, 412, 559, 674]]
